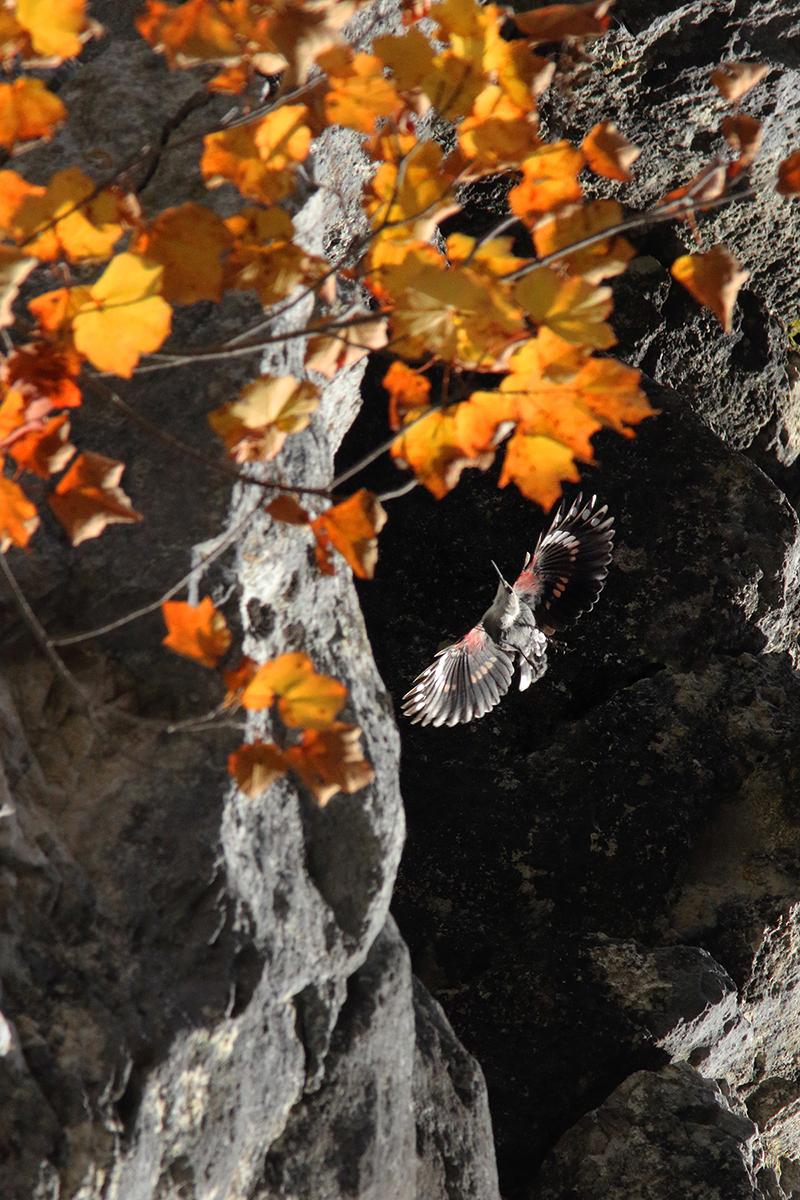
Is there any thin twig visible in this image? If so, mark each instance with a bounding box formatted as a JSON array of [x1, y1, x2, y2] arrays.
[[51, 497, 263, 647], [0, 553, 96, 721]]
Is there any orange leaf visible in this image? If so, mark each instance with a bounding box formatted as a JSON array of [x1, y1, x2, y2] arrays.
[[284, 723, 374, 806], [383, 360, 431, 429], [0, 166, 127, 262], [305, 319, 389, 378], [222, 654, 259, 705], [161, 595, 232, 668], [3, 342, 82, 410], [0, 466, 38, 550], [507, 141, 585, 226], [266, 495, 311, 525], [132, 202, 233, 305], [710, 61, 769, 104], [48, 452, 143, 545], [364, 139, 459, 243], [311, 489, 387, 579], [9, 413, 74, 478], [513, 1, 612, 42], [670, 243, 749, 332], [228, 741, 288, 799], [515, 268, 615, 348], [15, 0, 96, 60], [533, 199, 635, 283], [240, 651, 348, 729], [208, 374, 319, 463], [0, 78, 65, 149], [581, 121, 640, 182], [201, 107, 312, 205], [223, 207, 327, 306], [319, 47, 402, 134], [777, 151, 800, 196], [391, 406, 494, 498], [498, 432, 581, 509], [457, 86, 540, 176]]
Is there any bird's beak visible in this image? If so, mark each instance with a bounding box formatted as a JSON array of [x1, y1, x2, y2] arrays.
[[491, 561, 511, 590]]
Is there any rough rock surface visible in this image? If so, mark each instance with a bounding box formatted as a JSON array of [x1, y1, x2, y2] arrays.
[[0, 6, 498, 1200]]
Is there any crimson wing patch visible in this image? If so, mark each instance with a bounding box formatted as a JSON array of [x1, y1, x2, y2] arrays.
[[402, 624, 514, 727], [514, 493, 614, 632]]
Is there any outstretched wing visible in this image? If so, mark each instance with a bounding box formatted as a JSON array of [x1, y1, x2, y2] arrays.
[[402, 624, 514, 726], [514, 493, 614, 633]]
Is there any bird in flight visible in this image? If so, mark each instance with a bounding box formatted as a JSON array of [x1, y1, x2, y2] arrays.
[[402, 493, 614, 726]]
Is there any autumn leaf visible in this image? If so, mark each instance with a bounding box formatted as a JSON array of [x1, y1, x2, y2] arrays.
[[364, 139, 459, 243], [499, 432, 581, 509], [208, 375, 319, 463], [533, 199, 635, 283], [132, 202, 232, 305], [305, 319, 388, 378], [515, 268, 615, 348], [3, 342, 82, 410], [0, 166, 127, 262], [721, 114, 762, 178], [9, 413, 74, 478], [456, 86, 541, 176], [671, 243, 749, 332], [161, 595, 232, 668], [30, 253, 172, 377], [392, 405, 495, 498], [228, 741, 288, 799], [0, 465, 38, 550], [201, 107, 312, 205], [0, 248, 35, 328], [266, 495, 311, 526], [318, 46, 402, 134], [383, 360, 431, 429], [0, 78, 66, 149], [508, 141, 585, 226], [582, 121, 640, 182], [777, 151, 800, 196], [239, 652, 348, 729], [311, 489, 387, 579], [223, 207, 327, 307], [513, 0, 612, 43], [710, 61, 769, 104], [222, 654, 259, 705], [284, 723, 374, 805], [15, 0, 97, 60], [48, 452, 143, 545]]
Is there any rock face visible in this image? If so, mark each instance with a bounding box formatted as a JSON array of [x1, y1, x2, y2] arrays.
[[0, 7, 498, 1200]]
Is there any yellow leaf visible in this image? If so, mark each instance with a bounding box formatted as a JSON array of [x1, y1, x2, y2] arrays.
[[0, 166, 126, 262], [319, 47, 402, 134], [533, 199, 635, 283], [16, 0, 92, 59], [201, 106, 312, 204], [208, 375, 319, 463], [457, 86, 540, 175], [240, 652, 348, 729], [391, 406, 494, 498], [508, 141, 585, 226], [223, 206, 326, 307], [67, 253, 172, 377], [514, 268, 615, 348]]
